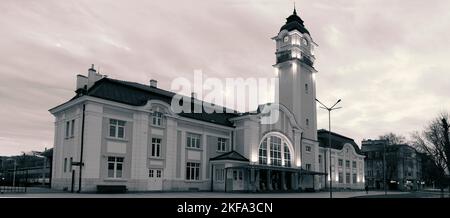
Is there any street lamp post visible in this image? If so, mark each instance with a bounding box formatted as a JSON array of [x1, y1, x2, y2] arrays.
[[316, 98, 342, 199], [383, 142, 387, 196], [34, 153, 47, 186], [6, 158, 17, 187]]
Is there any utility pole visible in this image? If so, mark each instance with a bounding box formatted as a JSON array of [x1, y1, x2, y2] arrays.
[[6, 158, 16, 187], [78, 104, 86, 193], [383, 142, 387, 195]]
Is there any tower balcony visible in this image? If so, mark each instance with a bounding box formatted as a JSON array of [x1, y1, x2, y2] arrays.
[[276, 51, 314, 67]]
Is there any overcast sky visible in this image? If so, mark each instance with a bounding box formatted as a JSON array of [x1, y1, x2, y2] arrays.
[[1, 0, 450, 155]]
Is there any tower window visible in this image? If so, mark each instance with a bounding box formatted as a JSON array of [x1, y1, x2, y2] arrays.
[[305, 84, 309, 94], [306, 119, 309, 126], [303, 38, 308, 46]]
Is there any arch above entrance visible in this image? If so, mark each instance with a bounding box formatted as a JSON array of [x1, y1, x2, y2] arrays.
[[258, 132, 294, 167]]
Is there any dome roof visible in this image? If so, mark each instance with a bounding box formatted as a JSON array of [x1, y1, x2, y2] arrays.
[[280, 8, 310, 35]]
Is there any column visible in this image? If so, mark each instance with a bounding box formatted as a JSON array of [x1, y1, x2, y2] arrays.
[[292, 172, 299, 190], [250, 169, 255, 192], [255, 170, 260, 192], [267, 170, 272, 191]]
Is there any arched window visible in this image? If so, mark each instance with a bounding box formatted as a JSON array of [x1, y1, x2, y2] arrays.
[[258, 133, 293, 167], [284, 143, 291, 167], [270, 136, 282, 166], [259, 138, 267, 164]]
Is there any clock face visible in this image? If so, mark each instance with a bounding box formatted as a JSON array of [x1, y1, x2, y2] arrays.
[[283, 36, 289, 42]]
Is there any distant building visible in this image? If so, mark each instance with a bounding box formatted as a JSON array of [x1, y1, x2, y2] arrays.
[[361, 139, 423, 191], [317, 130, 365, 190], [0, 148, 52, 186]]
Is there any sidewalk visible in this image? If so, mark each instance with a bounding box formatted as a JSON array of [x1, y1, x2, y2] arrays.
[[0, 189, 406, 198]]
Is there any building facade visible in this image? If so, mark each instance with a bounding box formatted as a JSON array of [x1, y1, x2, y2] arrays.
[[49, 9, 354, 192], [362, 139, 423, 191], [317, 130, 365, 190]]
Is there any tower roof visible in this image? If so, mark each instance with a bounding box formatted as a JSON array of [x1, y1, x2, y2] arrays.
[[280, 8, 310, 35]]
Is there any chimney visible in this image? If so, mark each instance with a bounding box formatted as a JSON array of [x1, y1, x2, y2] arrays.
[[150, 79, 157, 88], [76, 74, 88, 95], [88, 64, 96, 74], [87, 64, 103, 90]]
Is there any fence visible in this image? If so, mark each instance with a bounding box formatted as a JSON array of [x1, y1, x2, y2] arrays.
[[0, 169, 29, 193], [0, 185, 26, 193]]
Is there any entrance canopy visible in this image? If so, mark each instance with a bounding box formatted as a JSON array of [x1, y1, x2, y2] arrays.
[[226, 164, 327, 176]]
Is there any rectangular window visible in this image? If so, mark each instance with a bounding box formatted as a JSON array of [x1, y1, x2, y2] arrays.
[[109, 119, 126, 139], [306, 119, 309, 126], [346, 173, 350, 184], [64, 158, 67, 173], [151, 138, 162, 157], [306, 164, 311, 171], [353, 173, 357, 184], [69, 157, 73, 171], [305, 146, 311, 152], [239, 171, 243, 180], [186, 133, 201, 149], [70, 120, 75, 137], [305, 83, 309, 94], [152, 112, 163, 126], [107, 156, 124, 178], [352, 161, 357, 168], [186, 162, 200, 180], [338, 159, 343, 167], [217, 138, 227, 152], [233, 170, 238, 180], [149, 169, 154, 178], [345, 160, 350, 168], [339, 172, 343, 183], [65, 121, 70, 138], [318, 155, 322, 164], [215, 169, 224, 181], [156, 170, 161, 178]]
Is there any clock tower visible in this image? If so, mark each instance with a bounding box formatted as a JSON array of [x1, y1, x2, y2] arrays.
[[273, 8, 318, 141]]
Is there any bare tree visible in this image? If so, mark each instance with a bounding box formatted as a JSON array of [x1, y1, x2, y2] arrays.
[[379, 132, 406, 145], [411, 113, 450, 192], [378, 133, 406, 185]]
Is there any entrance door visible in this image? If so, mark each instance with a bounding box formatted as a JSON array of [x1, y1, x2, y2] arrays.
[[232, 169, 244, 191], [148, 169, 163, 191]]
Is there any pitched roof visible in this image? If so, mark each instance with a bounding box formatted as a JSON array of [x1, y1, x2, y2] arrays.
[[74, 77, 240, 127], [210, 151, 249, 162], [317, 129, 363, 155]]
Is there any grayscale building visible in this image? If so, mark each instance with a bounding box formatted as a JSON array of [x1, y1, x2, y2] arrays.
[[317, 130, 365, 190], [362, 139, 424, 191], [49, 9, 364, 192]]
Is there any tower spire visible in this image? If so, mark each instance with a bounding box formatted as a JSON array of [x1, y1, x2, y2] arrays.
[[293, 2, 297, 15]]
